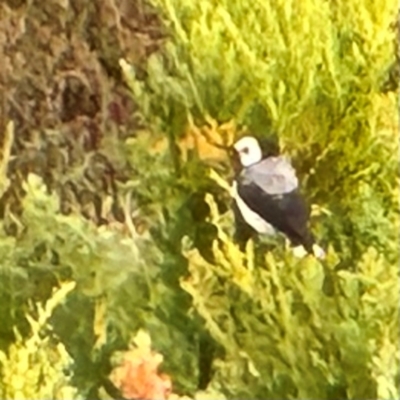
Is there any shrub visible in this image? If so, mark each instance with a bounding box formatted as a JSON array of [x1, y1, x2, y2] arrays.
[[121, 0, 398, 261], [180, 193, 399, 399], [117, 0, 399, 398], [0, 282, 81, 400], [0, 0, 398, 398]]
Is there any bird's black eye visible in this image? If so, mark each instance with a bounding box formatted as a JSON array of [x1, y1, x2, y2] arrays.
[[242, 147, 249, 154]]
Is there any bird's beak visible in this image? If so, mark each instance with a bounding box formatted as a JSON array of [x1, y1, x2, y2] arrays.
[[227, 145, 237, 157]]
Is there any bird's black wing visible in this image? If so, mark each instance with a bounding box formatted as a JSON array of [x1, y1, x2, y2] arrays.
[[237, 182, 315, 252]]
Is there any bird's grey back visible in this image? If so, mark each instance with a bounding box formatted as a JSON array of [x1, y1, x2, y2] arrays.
[[240, 156, 299, 195]]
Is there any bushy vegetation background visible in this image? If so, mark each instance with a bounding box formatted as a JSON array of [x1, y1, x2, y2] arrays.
[[0, 0, 398, 399]]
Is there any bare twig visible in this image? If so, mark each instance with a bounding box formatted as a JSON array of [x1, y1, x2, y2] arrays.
[[0, 120, 14, 198]]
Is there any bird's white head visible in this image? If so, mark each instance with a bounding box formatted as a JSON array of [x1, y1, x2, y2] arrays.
[[233, 136, 263, 167]]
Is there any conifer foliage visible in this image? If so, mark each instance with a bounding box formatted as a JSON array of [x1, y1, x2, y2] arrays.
[[0, 0, 398, 399]]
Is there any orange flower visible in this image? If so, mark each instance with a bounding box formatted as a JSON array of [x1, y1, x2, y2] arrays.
[[110, 347, 172, 400]]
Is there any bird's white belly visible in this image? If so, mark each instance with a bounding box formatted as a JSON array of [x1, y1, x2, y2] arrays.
[[232, 182, 276, 235]]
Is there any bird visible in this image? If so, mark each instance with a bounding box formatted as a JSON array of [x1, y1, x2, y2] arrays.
[[230, 135, 325, 259]]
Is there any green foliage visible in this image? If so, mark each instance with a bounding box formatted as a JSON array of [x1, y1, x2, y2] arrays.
[[0, 0, 398, 399], [117, 1, 398, 397], [180, 194, 399, 400], [124, 0, 396, 132], [0, 282, 81, 400], [1, 172, 155, 304], [121, 0, 398, 261], [0, 173, 200, 396]]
